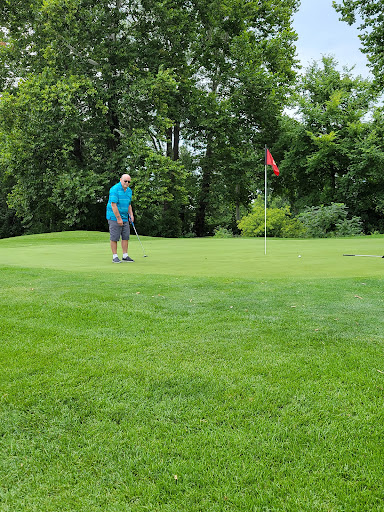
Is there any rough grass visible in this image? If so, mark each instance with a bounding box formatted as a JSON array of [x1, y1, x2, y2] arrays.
[[0, 232, 383, 511]]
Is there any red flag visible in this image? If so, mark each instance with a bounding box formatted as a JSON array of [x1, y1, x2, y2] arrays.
[[266, 148, 280, 176]]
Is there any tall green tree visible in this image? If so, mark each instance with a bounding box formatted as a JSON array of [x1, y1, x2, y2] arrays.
[[276, 57, 375, 216], [0, 0, 298, 237], [0, 72, 109, 232], [125, 0, 299, 236], [186, 0, 298, 235], [338, 107, 384, 232], [334, 0, 384, 87], [0, 0, 186, 234]]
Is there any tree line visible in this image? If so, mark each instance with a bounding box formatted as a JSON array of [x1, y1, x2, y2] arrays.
[[0, 0, 383, 239]]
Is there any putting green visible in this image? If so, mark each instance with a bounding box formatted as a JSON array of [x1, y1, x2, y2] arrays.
[[0, 231, 383, 278]]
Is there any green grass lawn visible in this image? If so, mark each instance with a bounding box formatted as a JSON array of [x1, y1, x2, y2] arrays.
[[0, 232, 383, 511], [0, 230, 383, 277]]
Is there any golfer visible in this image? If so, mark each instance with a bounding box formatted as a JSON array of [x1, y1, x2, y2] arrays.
[[106, 174, 134, 263]]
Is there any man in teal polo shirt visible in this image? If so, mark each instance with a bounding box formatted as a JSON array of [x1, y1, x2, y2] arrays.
[[106, 174, 134, 263]]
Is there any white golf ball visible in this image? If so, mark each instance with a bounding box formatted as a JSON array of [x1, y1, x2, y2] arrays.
[[298, 255, 301, 258]]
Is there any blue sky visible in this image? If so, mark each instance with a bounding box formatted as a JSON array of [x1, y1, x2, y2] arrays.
[[292, 0, 371, 77]]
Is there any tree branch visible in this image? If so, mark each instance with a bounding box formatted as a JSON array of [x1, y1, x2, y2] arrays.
[[58, 34, 99, 67]]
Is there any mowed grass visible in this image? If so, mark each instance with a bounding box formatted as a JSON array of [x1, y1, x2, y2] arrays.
[[0, 230, 384, 277], [0, 232, 383, 511]]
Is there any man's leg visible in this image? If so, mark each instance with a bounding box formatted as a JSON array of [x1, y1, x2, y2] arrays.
[[110, 240, 118, 254], [109, 220, 122, 262], [121, 223, 134, 262]]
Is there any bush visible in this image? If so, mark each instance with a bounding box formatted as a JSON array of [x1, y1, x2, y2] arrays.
[[336, 216, 363, 237], [298, 203, 363, 238], [238, 199, 306, 238], [213, 227, 233, 238]]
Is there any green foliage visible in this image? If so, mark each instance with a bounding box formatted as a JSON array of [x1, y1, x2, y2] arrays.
[[0, 0, 299, 238], [298, 202, 363, 238], [276, 56, 382, 232], [238, 198, 364, 240], [213, 227, 233, 238], [127, 146, 188, 237], [334, 0, 384, 87], [188, 0, 298, 235], [0, 175, 23, 238], [0, 72, 106, 232], [238, 198, 306, 238], [337, 108, 384, 233]]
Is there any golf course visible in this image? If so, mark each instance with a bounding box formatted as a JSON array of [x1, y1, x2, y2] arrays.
[[0, 231, 383, 511]]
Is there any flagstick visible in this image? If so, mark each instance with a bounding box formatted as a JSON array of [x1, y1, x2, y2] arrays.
[[264, 146, 267, 255], [264, 146, 280, 255]]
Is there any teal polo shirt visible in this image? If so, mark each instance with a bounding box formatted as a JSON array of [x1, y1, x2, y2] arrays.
[[106, 183, 132, 222]]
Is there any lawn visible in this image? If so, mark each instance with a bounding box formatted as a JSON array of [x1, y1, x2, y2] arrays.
[[0, 232, 383, 511]]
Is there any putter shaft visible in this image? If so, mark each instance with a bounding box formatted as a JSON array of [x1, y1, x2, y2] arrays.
[[343, 254, 384, 258], [130, 218, 147, 257]]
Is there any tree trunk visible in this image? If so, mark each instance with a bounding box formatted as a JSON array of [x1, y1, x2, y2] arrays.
[[173, 122, 180, 160], [73, 137, 83, 163], [194, 143, 212, 237], [166, 124, 180, 161], [235, 183, 240, 221], [166, 127, 173, 159]]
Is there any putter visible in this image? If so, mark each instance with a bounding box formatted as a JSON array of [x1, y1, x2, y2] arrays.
[[343, 254, 384, 258], [129, 215, 148, 257]]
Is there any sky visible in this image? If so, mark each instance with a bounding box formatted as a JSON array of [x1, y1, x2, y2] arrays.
[[292, 0, 371, 78]]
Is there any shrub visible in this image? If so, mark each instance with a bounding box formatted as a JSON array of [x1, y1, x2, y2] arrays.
[[298, 203, 363, 238], [336, 216, 363, 237], [214, 227, 233, 238], [238, 199, 306, 238]]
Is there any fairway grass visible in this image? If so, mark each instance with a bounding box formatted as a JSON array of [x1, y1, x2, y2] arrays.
[[0, 232, 383, 511]]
